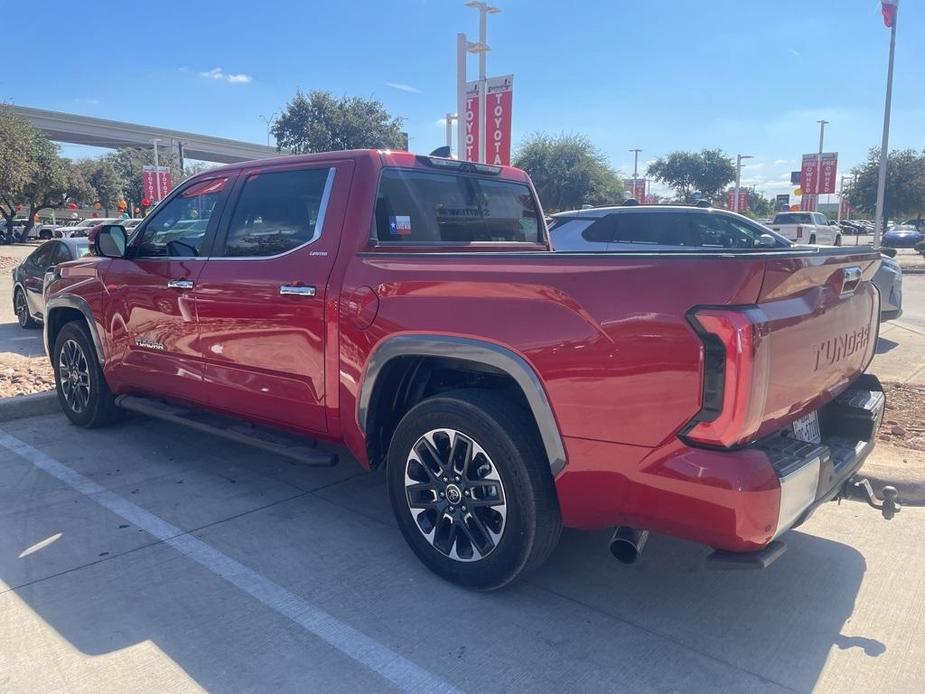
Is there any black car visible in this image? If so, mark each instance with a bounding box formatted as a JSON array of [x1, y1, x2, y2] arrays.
[[12, 239, 90, 329]]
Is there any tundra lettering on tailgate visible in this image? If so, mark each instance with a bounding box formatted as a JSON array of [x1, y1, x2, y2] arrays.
[[814, 325, 870, 371]]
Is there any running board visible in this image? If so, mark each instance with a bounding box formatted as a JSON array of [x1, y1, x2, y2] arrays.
[[115, 395, 338, 467]]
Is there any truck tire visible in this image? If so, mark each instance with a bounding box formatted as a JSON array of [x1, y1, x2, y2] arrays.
[[835, 234, 842, 246], [387, 389, 562, 589], [53, 321, 121, 428], [809, 234, 817, 244]]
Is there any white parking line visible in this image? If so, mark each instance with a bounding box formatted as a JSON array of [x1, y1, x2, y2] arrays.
[[0, 430, 461, 694]]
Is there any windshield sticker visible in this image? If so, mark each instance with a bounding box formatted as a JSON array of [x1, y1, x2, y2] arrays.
[[389, 215, 412, 236]]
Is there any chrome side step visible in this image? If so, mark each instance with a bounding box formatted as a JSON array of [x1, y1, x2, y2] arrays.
[[115, 395, 338, 467]]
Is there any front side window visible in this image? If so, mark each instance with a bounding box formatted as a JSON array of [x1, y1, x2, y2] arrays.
[[134, 177, 228, 258], [219, 167, 332, 257], [689, 214, 778, 248], [374, 169, 541, 244]]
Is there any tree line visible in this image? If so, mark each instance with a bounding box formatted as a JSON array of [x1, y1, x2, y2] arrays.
[[5, 94, 922, 238], [1, 106, 191, 241]]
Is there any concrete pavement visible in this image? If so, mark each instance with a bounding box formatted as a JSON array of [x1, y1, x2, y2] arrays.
[[1, 412, 923, 693]]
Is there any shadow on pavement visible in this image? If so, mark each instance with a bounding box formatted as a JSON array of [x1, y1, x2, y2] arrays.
[[0, 321, 45, 357], [0, 417, 870, 692]]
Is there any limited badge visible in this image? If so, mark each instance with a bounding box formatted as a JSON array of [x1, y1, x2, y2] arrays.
[[388, 215, 412, 236]]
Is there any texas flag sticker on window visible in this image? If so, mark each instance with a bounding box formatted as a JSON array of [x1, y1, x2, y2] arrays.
[[388, 215, 412, 236]]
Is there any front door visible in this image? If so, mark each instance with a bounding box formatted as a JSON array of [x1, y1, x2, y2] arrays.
[[194, 162, 352, 435], [102, 176, 232, 404]]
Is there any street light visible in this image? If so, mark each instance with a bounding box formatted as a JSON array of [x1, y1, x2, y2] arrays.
[[629, 149, 642, 201], [152, 138, 162, 204], [258, 113, 278, 147], [464, 1, 500, 164], [734, 154, 753, 213]]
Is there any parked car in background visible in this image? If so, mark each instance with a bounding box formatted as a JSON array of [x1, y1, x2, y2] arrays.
[[900, 217, 924, 232], [882, 224, 924, 248], [551, 205, 901, 322], [769, 211, 842, 245], [875, 254, 903, 321], [54, 217, 123, 238], [42, 150, 890, 588], [12, 239, 90, 328], [122, 218, 143, 232], [549, 205, 789, 251]]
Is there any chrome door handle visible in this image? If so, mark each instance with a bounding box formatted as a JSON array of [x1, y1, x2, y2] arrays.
[[167, 279, 194, 290], [279, 285, 316, 297]]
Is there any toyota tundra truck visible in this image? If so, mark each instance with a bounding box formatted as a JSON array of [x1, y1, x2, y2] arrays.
[[42, 150, 891, 589]]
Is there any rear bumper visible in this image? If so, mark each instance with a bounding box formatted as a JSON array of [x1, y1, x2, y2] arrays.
[[555, 375, 885, 552], [760, 375, 885, 539]]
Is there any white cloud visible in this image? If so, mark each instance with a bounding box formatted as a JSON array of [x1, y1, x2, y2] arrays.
[[196, 67, 253, 84], [773, 159, 793, 165], [788, 49, 801, 58], [386, 82, 421, 93], [71, 98, 100, 106]]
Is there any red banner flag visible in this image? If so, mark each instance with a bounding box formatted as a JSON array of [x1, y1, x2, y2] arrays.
[[881, 0, 898, 28], [463, 81, 480, 163]]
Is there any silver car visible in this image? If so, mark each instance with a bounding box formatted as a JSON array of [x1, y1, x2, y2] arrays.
[[548, 205, 902, 321]]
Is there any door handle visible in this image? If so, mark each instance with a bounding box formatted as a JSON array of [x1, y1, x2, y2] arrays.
[[167, 279, 194, 290], [279, 285, 316, 297]]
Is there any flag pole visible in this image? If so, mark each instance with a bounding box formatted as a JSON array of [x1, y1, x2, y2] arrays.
[[873, 14, 897, 249]]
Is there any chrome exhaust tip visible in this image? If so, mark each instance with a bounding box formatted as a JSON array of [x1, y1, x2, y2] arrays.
[[609, 527, 649, 564]]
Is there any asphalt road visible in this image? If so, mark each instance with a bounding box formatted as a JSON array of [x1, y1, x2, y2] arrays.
[[1, 412, 923, 693]]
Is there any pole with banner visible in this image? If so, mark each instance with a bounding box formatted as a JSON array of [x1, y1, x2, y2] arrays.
[[485, 75, 513, 165], [463, 80, 480, 162], [874, 0, 899, 248]]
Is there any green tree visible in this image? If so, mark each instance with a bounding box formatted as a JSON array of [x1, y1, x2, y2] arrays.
[[718, 187, 774, 218], [78, 159, 123, 215], [272, 90, 406, 153], [647, 149, 736, 202], [0, 106, 92, 241], [847, 148, 925, 221], [513, 133, 623, 212]]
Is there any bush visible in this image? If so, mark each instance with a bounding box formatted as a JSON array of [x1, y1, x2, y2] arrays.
[[881, 247, 898, 258], [915, 241, 925, 256]]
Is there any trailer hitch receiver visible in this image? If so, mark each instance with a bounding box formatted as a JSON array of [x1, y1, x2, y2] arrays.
[[851, 478, 901, 520]]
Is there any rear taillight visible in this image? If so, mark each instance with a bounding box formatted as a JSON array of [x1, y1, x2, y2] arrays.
[[796, 225, 804, 239], [683, 308, 770, 448]]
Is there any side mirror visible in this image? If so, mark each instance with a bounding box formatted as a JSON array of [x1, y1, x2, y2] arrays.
[[758, 233, 778, 248], [94, 224, 127, 258]]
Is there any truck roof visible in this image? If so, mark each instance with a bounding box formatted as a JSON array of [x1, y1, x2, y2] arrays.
[[198, 149, 530, 183]]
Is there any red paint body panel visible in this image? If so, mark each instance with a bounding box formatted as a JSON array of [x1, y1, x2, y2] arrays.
[[45, 149, 883, 554]]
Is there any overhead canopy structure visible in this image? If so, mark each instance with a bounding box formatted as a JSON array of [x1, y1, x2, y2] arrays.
[[9, 105, 281, 164]]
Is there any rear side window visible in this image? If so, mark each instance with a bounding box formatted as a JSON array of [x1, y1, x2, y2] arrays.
[[220, 167, 334, 257], [373, 169, 541, 244], [773, 213, 813, 225], [611, 213, 693, 245]]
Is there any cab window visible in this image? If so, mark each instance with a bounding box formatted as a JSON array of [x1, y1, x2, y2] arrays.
[[134, 178, 229, 258]]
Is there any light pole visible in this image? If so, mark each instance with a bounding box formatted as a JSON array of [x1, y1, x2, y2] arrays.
[[465, 1, 500, 164], [258, 113, 278, 147], [445, 112, 458, 153], [734, 154, 753, 213], [456, 33, 489, 162], [152, 138, 162, 204], [629, 148, 642, 201]]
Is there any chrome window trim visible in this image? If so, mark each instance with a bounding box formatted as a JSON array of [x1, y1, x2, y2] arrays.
[[211, 166, 337, 262]]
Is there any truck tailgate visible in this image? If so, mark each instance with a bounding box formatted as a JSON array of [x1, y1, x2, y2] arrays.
[[753, 249, 880, 439]]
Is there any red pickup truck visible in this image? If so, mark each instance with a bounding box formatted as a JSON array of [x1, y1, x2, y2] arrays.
[[43, 150, 888, 588]]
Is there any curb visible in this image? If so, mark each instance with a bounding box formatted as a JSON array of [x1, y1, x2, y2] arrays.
[[0, 391, 60, 423]]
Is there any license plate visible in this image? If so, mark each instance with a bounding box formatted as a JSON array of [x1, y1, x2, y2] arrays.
[[791, 411, 821, 444]]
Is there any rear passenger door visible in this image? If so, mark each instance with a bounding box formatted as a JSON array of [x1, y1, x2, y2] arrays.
[[194, 161, 353, 435]]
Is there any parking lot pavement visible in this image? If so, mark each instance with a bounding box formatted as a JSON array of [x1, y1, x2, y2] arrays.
[[1, 413, 924, 693]]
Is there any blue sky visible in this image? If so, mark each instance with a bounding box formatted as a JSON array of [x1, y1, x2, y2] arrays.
[[2, 0, 921, 197]]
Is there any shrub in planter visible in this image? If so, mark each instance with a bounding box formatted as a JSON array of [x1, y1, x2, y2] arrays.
[[915, 241, 925, 256]]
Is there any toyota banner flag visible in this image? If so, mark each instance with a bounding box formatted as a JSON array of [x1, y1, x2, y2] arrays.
[[464, 75, 514, 166], [881, 0, 898, 28]]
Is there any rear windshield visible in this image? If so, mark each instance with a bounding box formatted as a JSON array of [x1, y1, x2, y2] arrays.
[[773, 213, 813, 224], [373, 169, 542, 244]]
